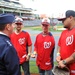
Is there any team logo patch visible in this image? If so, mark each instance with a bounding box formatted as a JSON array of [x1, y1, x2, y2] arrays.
[[44, 42, 51, 49], [18, 38, 25, 45], [66, 35, 73, 46]]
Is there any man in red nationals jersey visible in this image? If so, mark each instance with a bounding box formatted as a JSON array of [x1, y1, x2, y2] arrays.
[[31, 18, 55, 75], [10, 17, 32, 75], [56, 10, 75, 75]]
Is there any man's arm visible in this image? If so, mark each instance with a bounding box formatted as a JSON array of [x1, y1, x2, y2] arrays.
[[28, 45, 32, 56], [58, 52, 75, 68], [57, 46, 60, 53], [26, 45, 32, 61], [31, 44, 37, 58], [64, 52, 75, 64], [26, 32, 32, 61], [56, 46, 61, 62], [56, 46, 66, 68]]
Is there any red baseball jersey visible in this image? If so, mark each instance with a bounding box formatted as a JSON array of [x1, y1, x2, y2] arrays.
[[10, 31, 32, 64], [58, 28, 75, 75], [34, 32, 55, 70]]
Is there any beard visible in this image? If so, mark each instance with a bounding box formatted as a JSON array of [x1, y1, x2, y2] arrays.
[[64, 25, 71, 30], [64, 26, 68, 28]]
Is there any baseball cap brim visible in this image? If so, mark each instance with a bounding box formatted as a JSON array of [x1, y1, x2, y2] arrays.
[[42, 22, 50, 25], [57, 12, 66, 21], [58, 17, 66, 21]]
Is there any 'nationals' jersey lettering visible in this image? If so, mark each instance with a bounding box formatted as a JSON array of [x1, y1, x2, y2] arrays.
[[44, 42, 51, 49], [66, 35, 73, 46], [18, 38, 25, 45]]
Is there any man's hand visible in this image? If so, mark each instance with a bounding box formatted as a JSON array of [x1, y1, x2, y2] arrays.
[[56, 56, 61, 63], [31, 51, 37, 58], [31, 54, 36, 58], [58, 60, 66, 68], [26, 55, 30, 61]]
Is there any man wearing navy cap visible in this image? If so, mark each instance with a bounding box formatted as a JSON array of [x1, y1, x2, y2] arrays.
[[0, 14, 21, 75], [56, 10, 75, 75]]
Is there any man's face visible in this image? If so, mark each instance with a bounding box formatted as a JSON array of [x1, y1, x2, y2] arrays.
[[62, 17, 72, 28], [11, 23, 15, 33], [15, 23, 23, 31], [42, 24, 50, 33], [6, 23, 15, 36]]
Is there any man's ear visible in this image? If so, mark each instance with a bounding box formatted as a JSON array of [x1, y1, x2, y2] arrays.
[[69, 16, 73, 19], [6, 24, 11, 30]]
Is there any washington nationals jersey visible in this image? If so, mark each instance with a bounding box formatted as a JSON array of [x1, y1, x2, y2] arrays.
[[10, 31, 32, 64], [34, 32, 55, 70], [58, 28, 75, 75]]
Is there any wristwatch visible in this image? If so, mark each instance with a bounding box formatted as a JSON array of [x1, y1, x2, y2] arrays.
[[62, 60, 66, 65]]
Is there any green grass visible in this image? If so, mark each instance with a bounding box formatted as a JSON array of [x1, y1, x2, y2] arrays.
[[54, 61, 58, 65], [23, 25, 63, 32], [21, 60, 39, 73], [29, 61, 57, 73], [30, 60, 39, 73], [21, 60, 57, 74]]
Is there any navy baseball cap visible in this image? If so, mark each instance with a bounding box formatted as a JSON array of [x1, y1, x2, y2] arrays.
[[0, 13, 15, 24], [58, 10, 75, 21]]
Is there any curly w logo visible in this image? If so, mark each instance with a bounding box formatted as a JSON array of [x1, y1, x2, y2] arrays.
[[44, 42, 51, 49], [66, 35, 74, 46]]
